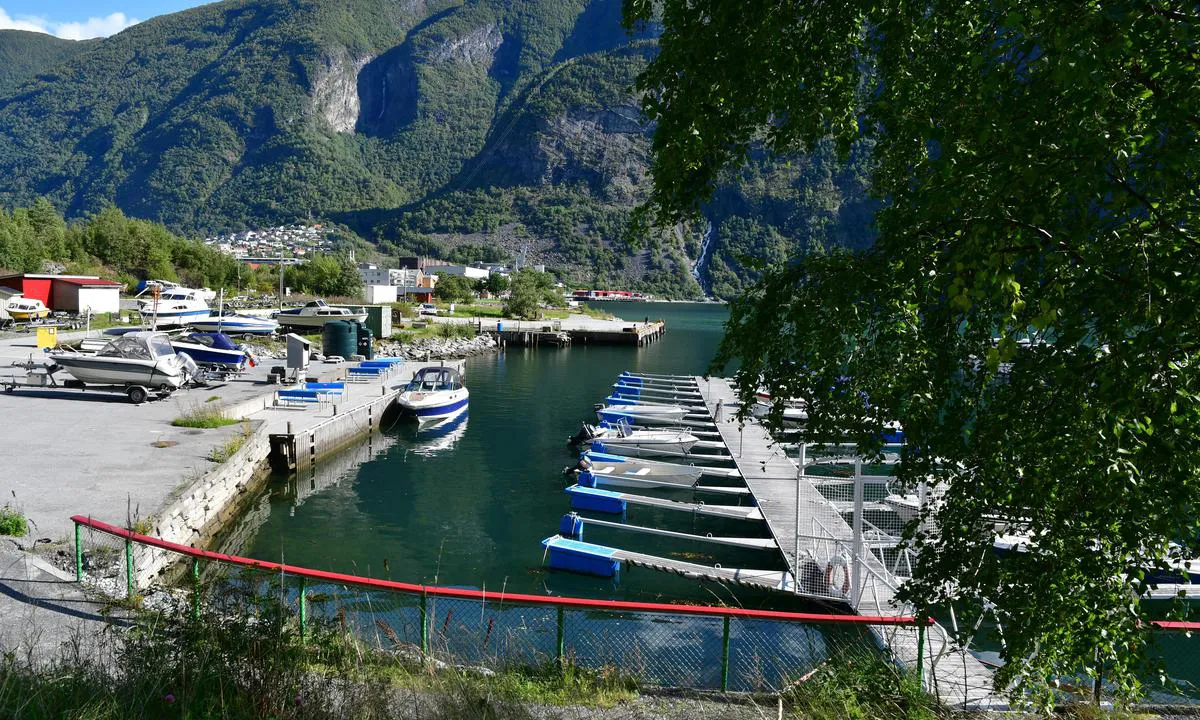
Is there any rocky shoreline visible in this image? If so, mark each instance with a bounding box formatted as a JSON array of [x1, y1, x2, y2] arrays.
[[377, 333, 499, 361]]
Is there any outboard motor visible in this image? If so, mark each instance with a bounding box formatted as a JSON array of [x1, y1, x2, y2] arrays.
[[567, 423, 597, 446]]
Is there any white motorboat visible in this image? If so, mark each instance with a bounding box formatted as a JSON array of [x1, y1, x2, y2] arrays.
[[5, 296, 51, 321], [276, 300, 367, 329], [138, 287, 211, 327], [569, 453, 704, 489], [583, 422, 698, 457], [49, 331, 191, 397], [397, 365, 469, 426], [597, 403, 690, 426], [187, 312, 279, 335]]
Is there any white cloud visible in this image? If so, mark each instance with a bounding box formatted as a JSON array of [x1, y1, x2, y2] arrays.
[[0, 7, 139, 40]]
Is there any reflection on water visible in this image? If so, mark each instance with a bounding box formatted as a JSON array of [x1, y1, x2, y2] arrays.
[[400, 410, 469, 458], [226, 303, 826, 610]]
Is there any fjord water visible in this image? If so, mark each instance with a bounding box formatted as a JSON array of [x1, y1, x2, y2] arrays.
[[231, 302, 806, 607]]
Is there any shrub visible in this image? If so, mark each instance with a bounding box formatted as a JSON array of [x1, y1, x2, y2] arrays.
[[0, 505, 27, 536]]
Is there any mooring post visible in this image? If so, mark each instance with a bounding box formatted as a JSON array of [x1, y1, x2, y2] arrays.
[[299, 576, 308, 640], [191, 558, 201, 621], [916, 620, 927, 689], [555, 606, 566, 669], [73, 522, 82, 582], [124, 537, 134, 599], [720, 615, 732, 691]]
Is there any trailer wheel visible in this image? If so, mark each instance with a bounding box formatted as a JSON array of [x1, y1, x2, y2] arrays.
[[127, 386, 149, 404]]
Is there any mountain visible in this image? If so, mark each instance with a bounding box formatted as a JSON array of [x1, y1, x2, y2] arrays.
[[0, 30, 95, 96], [0, 0, 873, 298]]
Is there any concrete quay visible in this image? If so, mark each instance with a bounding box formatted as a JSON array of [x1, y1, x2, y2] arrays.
[[433, 313, 667, 346], [0, 330, 436, 558]]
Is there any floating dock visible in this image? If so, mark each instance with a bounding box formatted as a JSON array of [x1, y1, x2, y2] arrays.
[[690, 375, 998, 708]]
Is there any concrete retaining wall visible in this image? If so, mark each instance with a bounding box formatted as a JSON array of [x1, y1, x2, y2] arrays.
[[276, 387, 401, 471], [135, 420, 272, 587]]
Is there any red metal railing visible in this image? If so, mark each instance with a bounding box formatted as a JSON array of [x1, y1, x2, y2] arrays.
[[70, 514, 923, 625]]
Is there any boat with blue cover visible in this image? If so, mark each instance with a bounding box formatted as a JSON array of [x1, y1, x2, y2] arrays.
[[170, 332, 254, 370], [397, 365, 469, 426]]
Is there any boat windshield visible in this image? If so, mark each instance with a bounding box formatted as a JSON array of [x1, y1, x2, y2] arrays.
[[405, 368, 462, 392], [148, 334, 176, 358]]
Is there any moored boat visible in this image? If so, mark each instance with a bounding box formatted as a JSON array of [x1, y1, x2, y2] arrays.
[[397, 366, 469, 426], [596, 403, 690, 426], [577, 422, 698, 457]]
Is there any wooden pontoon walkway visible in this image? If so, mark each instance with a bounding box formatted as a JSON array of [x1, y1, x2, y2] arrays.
[[687, 375, 1000, 709]]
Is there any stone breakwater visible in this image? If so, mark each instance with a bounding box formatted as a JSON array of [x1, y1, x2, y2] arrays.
[[377, 333, 499, 360]]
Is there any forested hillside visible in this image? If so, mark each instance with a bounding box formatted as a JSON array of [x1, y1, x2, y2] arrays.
[[0, 30, 95, 96], [0, 0, 874, 298]]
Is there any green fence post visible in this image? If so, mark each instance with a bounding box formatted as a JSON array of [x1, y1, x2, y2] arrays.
[[556, 606, 566, 669], [124, 537, 134, 599], [916, 620, 927, 689], [419, 592, 429, 655], [191, 558, 201, 621], [73, 522, 82, 582], [721, 616, 731, 692], [299, 577, 308, 640]]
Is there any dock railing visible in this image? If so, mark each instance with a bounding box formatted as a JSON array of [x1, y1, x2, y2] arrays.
[[72, 514, 929, 694]]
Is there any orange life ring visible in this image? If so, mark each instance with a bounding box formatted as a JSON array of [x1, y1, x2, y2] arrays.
[[825, 561, 851, 596]]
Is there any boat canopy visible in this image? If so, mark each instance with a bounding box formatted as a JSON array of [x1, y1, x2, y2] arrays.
[[100, 332, 176, 360], [406, 366, 464, 392]]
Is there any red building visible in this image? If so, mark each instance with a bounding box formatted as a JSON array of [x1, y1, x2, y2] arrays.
[[0, 274, 123, 313]]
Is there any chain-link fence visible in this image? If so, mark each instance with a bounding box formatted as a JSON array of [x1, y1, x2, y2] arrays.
[[72, 514, 920, 693]]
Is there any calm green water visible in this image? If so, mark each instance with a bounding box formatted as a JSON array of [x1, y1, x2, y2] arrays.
[[228, 302, 816, 609]]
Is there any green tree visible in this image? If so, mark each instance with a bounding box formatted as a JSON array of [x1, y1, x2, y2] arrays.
[[433, 273, 475, 303], [627, 0, 1200, 705], [485, 273, 510, 295], [503, 269, 556, 320]]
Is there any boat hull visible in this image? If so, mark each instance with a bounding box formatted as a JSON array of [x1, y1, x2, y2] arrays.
[[585, 461, 703, 488], [590, 439, 698, 457], [51, 355, 186, 389], [140, 309, 211, 327], [9, 310, 50, 321], [276, 312, 368, 329], [187, 316, 279, 335], [170, 343, 248, 369], [397, 389, 470, 426]]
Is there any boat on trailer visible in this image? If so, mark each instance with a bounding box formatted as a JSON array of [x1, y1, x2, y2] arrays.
[[47, 331, 193, 403], [188, 313, 279, 335], [276, 300, 367, 329], [170, 332, 254, 371]]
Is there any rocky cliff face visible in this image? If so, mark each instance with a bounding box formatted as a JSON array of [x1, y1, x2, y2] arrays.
[[311, 47, 373, 133]]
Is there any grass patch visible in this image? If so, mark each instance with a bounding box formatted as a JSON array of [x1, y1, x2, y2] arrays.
[[781, 647, 949, 720], [207, 421, 253, 463], [0, 504, 27, 536], [0, 583, 639, 720], [171, 403, 239, 429]]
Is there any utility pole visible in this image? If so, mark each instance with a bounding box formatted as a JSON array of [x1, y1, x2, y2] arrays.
[[278, 250, 285, 311]]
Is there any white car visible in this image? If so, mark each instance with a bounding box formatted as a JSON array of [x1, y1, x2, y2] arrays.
[[417, 303, 440, 316]]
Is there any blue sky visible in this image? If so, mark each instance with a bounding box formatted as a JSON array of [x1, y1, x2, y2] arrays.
[[0, 1, 206, 39]]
